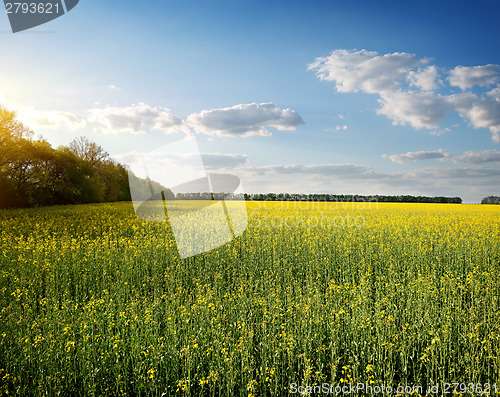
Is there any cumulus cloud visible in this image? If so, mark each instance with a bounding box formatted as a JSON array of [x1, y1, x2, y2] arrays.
[[186, 103, 304, 137], [406, 165, 500, 179], [384, 149, 449, 164], [377, 91, 450, 129], [448, 65, 500, 90], [451, 149, 500, 164], [448, 91, 500, 142], [4, 100, 304, 139], [308, 49, 423, 95], [89, 103, 185, 134], [384, 148, 500, 164], [251, 163, 383, 179], [92, 102, 303, 137], [309, 49, 448, 130], [408, 65, 441, 91], [201, 153, 248, 169], [17, 108, 86, 130], [310, 49, 500, 142]]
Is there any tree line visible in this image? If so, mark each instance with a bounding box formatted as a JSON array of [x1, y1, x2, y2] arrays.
[[481, 196, 500, 204], [241, 193, 463, 204], [174, 192, 463, 203], [0, 105, 169, 209]]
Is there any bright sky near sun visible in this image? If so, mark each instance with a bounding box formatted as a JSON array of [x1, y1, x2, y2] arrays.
[[1, 0, 500, 202]]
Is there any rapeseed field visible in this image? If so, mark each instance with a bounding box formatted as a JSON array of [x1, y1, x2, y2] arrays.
[[0, 201, 499, 395]]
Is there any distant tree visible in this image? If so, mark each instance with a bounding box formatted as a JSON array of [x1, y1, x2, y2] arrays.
[[0, 105, 33, 145], [241, 193, 462, 204], [68, 136, 109, 166], [66, 137, 116, 203], [481, 196, 500, 204]]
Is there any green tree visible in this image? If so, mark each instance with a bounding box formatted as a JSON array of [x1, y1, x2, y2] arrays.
[[0, 106, 36, 207], [68, 136, 109, 166], [481, 196, 500, 204]]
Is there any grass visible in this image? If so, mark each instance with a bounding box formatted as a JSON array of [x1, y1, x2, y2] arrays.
[[1, 200, 499, 396]]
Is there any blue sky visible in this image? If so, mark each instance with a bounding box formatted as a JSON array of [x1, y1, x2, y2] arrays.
[[1, 0, 500, 202]]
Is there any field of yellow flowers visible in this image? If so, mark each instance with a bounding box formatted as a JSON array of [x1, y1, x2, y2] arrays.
[[1, 200, 499, 395]]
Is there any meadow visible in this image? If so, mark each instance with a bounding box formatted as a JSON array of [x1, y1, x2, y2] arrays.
[[0, 200, 499, 396]]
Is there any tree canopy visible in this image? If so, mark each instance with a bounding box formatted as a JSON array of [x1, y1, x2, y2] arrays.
[[242, 193, 462, 204], [0, 105, 173, 209], [481, 196, 500, 204]]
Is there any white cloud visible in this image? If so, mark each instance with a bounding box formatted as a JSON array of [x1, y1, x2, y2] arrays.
[[201, 153, 248, 169], [335, 125, 348, 131], [4, 100, 303, 139], [448, 65, 500, 90], [408, 65, 441, 91], [17, 108, 86, 131], [311, 49, 500, 141], [451, 149, 500, 164], [377, 91, 450, 129], [429, 127, 451, 136], [89, 103, 185, 134], [384, 149, 449, 164], [186, 103, 304, 137], [406, 165, 500, 179], [384, 148, 500, 164], [487, 86, 500, 98], [308, 49, 424, 95], [251, 163, 382, 178], [309, 49, 449, 130], [448, 92, 500, 142]]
